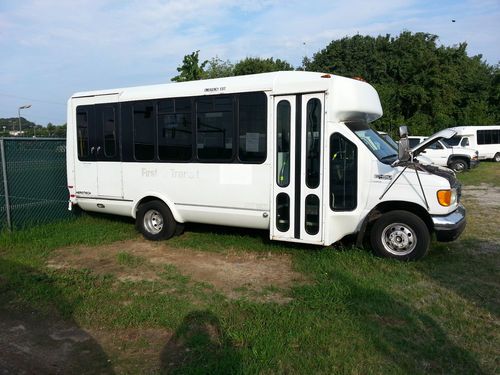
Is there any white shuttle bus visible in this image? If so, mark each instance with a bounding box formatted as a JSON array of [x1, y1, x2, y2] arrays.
[[445, 125, 500, 162], [67, 72, 466, 260]]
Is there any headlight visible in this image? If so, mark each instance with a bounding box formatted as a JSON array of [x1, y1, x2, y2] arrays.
[[437, 188, 457, 206]]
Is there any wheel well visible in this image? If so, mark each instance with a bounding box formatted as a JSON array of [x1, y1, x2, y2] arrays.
[[356, 200, 433, 247], [448, 155, 470, 167], [134, 196, 165, 217]]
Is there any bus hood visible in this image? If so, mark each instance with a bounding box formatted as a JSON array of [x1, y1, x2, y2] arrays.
[[410, 129, 457, 157]]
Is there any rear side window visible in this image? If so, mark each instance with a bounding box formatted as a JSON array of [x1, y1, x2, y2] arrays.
[[76, 108, 89, 159]]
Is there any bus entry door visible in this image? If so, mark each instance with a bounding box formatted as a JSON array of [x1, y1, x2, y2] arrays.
[[271, 93, 325, 244]]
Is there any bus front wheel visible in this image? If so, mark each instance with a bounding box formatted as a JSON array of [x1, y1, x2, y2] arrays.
[[370, 210, 430, 261], [136, 201, 176, 241]]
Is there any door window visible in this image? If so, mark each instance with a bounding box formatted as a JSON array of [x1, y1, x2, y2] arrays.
[[276, 100, 291, 187], [330, 133, 357, 211], [306, 98, 321, 188]]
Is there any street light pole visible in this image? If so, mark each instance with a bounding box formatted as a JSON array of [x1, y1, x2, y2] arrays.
[[18, 104, 32, 134]]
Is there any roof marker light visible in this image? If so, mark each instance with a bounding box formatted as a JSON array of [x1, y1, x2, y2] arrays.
[[321, 74, 331, 78]]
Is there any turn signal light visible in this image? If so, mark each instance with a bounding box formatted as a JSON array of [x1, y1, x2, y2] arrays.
[[437, 189, 457, 206]]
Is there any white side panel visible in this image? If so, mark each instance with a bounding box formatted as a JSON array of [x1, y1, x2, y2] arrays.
[[97, 162, 123, 197], [75, 162, 97, 196]]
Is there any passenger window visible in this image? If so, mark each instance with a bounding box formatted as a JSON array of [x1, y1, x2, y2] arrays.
[[306, 98, 321, 189], [102, 107, 116, 157], [196, 95, 233, 161], [330, 133, 357, 211], [76, 108, 89, 159], [460, 137, 469, 147], [239, 92, 267, 163], [158, 98, 192, 161], [276, 100, 291, 187], [133, 101, 155, 161]]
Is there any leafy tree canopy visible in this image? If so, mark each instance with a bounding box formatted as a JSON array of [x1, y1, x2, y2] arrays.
[[303, 32, 499, 134]]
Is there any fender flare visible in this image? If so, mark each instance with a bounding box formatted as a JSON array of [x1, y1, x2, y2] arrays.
[[131, 192, 184, 223], [447, 154, 471, 167]]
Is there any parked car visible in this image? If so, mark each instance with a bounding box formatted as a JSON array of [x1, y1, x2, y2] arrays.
[[443, 125, 500, 162], [408, 136, 479, 172]]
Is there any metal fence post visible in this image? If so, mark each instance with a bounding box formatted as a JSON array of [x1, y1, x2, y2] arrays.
[[0, 139, 12, 230]]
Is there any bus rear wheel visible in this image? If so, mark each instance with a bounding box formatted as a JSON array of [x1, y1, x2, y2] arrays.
[[370, 210, 430, 261], [136, 201, 176, 241]]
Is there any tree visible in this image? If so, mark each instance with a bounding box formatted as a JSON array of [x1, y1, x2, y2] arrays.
[[204, 57, 234, 79], [304, 32, 498, 135], [233, 57, 294, 76], [171, 50, 208, 82]]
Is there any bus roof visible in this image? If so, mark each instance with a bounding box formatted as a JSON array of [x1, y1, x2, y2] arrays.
[[71, 71, 383, 122]]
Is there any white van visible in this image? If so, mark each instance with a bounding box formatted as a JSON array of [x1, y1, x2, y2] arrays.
[[408, 136, 479, 172], [444, 126, 500, 162], [66, 71, 466, 261]]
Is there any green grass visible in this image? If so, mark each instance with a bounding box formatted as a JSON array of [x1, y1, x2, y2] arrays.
[[0, 167, 499, 374], [457, 161, 500, 186]]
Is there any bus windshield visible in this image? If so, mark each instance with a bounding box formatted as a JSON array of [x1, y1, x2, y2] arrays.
[[346, 122, 397, 164]]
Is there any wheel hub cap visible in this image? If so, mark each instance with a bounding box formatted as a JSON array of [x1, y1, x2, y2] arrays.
[[381, 223, 416, 256], [144, 209, 164, 234]]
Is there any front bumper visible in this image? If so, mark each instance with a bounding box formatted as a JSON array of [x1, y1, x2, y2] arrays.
[[432, 204, 466, 242]]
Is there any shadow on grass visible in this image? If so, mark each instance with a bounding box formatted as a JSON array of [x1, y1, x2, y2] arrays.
[[0, 258, 114, 374], [417, 240, 499, 317], [333, 270, 487, 374], [160, 310, 241, 374]]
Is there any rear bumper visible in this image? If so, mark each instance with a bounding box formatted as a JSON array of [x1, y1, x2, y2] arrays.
[[432, 204, 466, 242]]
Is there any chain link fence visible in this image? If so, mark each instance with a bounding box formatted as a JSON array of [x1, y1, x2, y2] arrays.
[[0, 138, 73, 231]]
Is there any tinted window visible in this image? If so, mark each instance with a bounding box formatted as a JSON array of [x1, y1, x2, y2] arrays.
[[305, 194, 319, 235], [276, 193, 290, 232], [427, 141, 443, 150], [196, 95, 233, 161], [158, 98, 192, 161], [102, 107, 116, 157], [76, 108, 89, 159], [460, 137, 469, 147], [330, 133, 357, 211], [239, 92, 267, 162], [133, 101, 155, 161], [276, 101, 291, 187], [409, 138, 421, 148], [306, 98, 321, 188], [477, 129, 500, 145], [445, 136, 462, 146]]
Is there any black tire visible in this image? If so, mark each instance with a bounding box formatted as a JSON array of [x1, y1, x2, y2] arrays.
[[174, 222, 185, 236], [370, 210, 430, 261], [136, 201, 176, 241], [449, 158, 468, 172], [494, 153, 500, 162]]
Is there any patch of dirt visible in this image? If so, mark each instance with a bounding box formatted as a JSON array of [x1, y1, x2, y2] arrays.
[[48, 239, 307, 303], [461, 183, 500, 208]]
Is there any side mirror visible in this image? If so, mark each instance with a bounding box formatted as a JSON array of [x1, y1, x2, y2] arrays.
[[399, 125, 408, 138], [398, 125, 410, 162]]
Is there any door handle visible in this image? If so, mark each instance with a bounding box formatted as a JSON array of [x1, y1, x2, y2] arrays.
[[96, 146, 101, 154], [90, 146, 95, 154]]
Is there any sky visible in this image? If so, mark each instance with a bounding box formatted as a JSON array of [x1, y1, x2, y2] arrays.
[[0, 0, 499, 126]]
